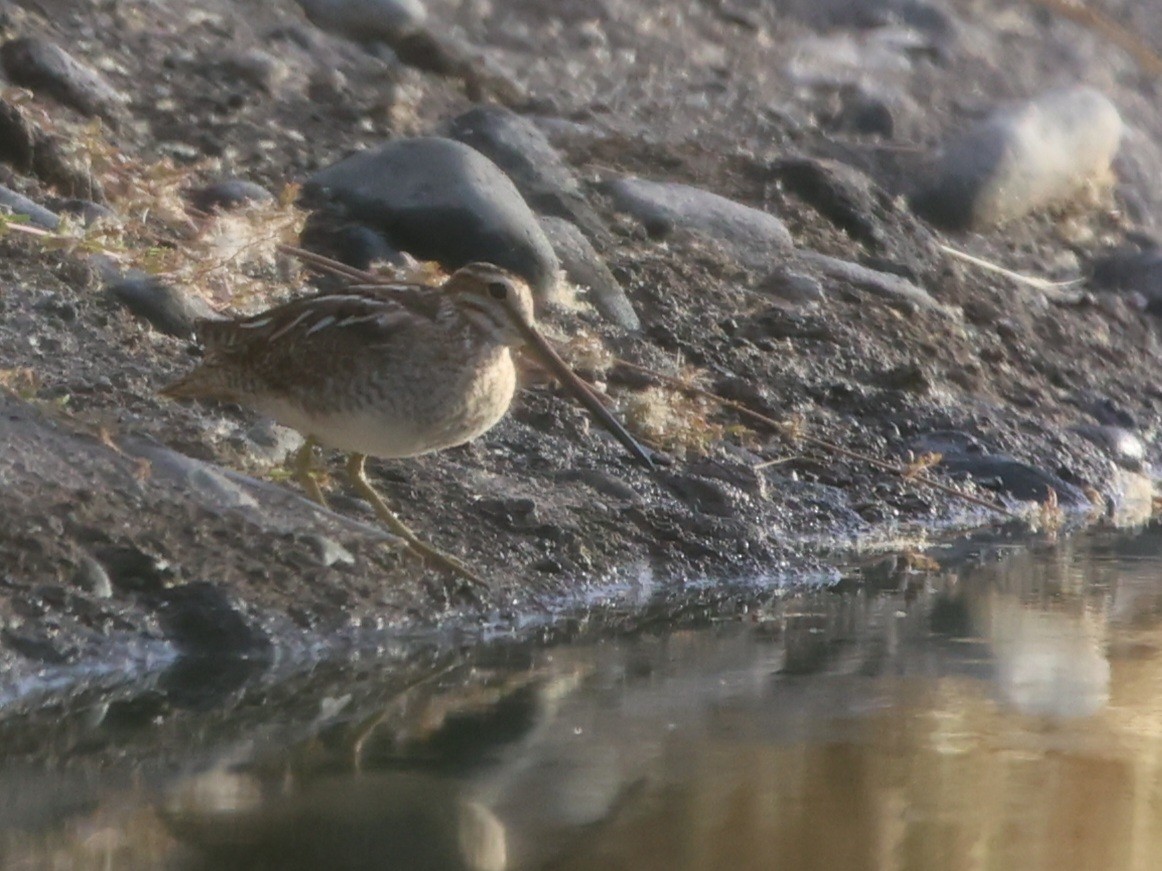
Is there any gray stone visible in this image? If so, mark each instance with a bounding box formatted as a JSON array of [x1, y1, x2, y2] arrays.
[[601, 176, 792, 270], [106, 272, 218, 339], [0, 185, 59, 230], [756, 268, 824, 305], [295, 0, 427, 42], [795, 250, 954, 314], [910, 87, 1123, 231], [444, 106, 608, 240], [537, 215, 638, 329], [0, 37, 126, 121], [304, 137, 560, 303]]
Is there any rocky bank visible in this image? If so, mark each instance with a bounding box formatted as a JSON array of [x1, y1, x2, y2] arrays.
[[0, 0, 1160, 697]]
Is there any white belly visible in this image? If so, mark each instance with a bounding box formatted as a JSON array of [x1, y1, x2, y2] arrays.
[[254, 354, 517, 459]]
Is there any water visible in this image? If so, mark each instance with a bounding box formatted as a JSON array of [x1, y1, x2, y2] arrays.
[[4, 525, 1162, 869]]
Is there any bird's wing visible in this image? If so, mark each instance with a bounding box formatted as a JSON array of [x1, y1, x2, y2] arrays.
[[195, 285, 451, 394], [199, 285, 444, 349]]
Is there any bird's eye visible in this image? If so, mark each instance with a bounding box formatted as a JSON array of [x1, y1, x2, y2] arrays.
[[487, 281, 508, 299]]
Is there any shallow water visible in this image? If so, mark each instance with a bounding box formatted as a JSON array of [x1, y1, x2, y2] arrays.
[[4, 525, 1162, 870]]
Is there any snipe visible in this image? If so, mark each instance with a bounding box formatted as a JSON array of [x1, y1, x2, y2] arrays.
[[162, 262, 652, 586]]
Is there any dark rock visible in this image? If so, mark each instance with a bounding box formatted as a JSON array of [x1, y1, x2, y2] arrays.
[[297, 0, 521, 103], [602, 177, 792, 268], [829, 86, 894, 137], [298, 211, 409, 271], [1089, 246, 1162, 307], [444, 106, 608, 240], [188, 178, 275, 213], [537, 215, 638, 328], [908, 431, 1090, 506], [296, 0, 427, 43], [769, 157, 889, 249], [335, 225, 408, 269], [0, 184, 59, 229], [265, 24, 319, 51], [94, 543, 176, 593], [796, 0, 958, 54], [304, 137, 560, 303], [0, 37, 126, 121], [910, 87, 1123, 231], [106, 273, 218, 339], [157, 581, 270, 657]]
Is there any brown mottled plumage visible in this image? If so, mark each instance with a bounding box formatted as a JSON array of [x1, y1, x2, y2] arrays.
[[163, 262, 651, 586]]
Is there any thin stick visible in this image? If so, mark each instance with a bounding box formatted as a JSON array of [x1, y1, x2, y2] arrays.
[[616, 359, 1020, 518], [939, 243, 1083, 299]]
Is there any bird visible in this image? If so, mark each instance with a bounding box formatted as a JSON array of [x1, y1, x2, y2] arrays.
[[161, 262, 653, 587]]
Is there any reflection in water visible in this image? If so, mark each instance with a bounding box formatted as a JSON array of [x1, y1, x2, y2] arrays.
[[5, 528, 1162, 869], [165, 771, 505, 871]]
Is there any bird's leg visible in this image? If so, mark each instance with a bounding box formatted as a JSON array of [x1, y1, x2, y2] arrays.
[[292, 436, 329, 507], [345, 453, 487, 590]]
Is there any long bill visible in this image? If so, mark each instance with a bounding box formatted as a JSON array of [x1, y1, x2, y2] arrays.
[[516, 320, 655, 468]]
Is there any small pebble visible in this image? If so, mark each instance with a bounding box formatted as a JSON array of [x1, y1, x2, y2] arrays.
[[216, 48, 288, 94], [73, 554, 114, 598], [303, 534, 355, 568]]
